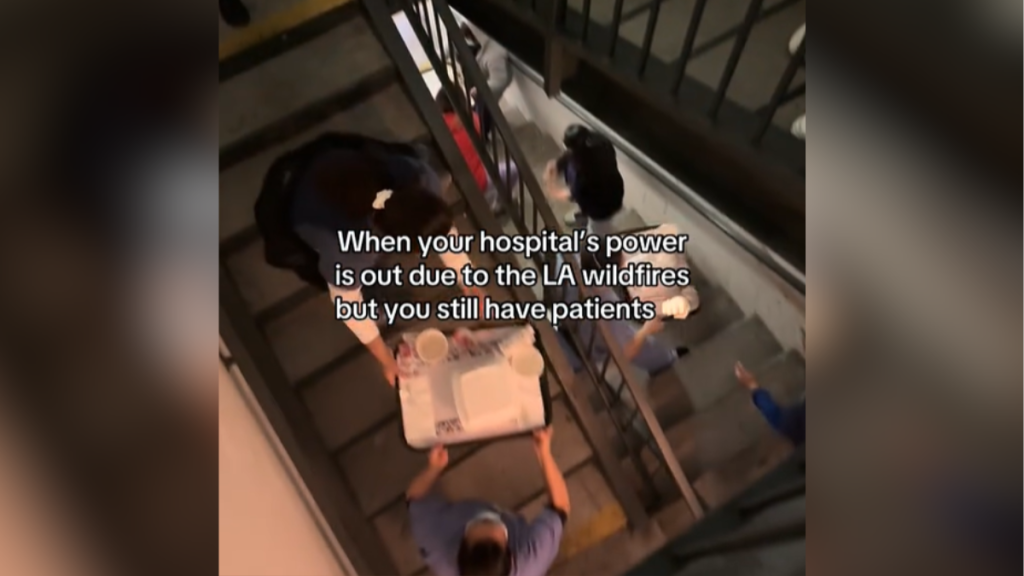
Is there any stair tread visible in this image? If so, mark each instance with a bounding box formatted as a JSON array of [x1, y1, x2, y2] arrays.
[[219, 15, 391, 147], [220, 83, 428, 243], [262, 250, 463, 383], [662, 351, 805, 479], [693, 433, 795, 510], [224, 237, 308, 315], [371, 399, 594, 575], [301, 349, 401, 451], [658, 281, 745, 352], [649, 316, 782, 422]]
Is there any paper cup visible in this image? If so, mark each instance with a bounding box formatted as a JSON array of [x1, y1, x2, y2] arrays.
[[415, 329, 449, 363], [509, 347, 544, 378]]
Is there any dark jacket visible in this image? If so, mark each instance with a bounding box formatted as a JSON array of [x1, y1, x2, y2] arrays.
[[555, 135, 624, 220], [253, 132, 421, 290]]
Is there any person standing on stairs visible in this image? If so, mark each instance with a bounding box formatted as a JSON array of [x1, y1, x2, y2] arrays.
[[460, 23, 512, 142], [219, 0, 251, 27], [436, 88, 519, 214], [407, 428, 570, 576], [544, 125, 625, 235], [734, 329, 805, 445], [256, 133, 485, 386]]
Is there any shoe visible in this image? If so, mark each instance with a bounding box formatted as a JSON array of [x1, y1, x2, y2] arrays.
[[220, 0, 251, 28], [674, 347, 689, 358], [788, 23, 805, 55], [791, 114, 805, 139]]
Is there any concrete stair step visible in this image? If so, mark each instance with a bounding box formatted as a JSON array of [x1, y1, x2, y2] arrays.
[[371, 399, 595, 575], [220, 82, 429, 243], [648, 316, 782, 425], [261, 249, 467, 383], [219, 14, 391, 148], [663, 351, 804, 480], [693, 432, 795, 510], [224, 237, 308, 315], [300, 349, 401, 451], [659, 281, 745, 352], [341, 396, 578, 520]]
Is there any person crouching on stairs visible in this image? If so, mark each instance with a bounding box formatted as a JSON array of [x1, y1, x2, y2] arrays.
[[544, 125, 625, 235], [406, 428, 570, 576], [436, 88, 518, 214], [256, 133, 485, 387]]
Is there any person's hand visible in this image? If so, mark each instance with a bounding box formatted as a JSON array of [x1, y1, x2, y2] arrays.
[[428, 444, 449, 470], [381, 356, 399, 387], [533, 427, 553, 457], [639, 317, 665, 337], [661, 295, 691, 319], [734, 362, 758, 391]]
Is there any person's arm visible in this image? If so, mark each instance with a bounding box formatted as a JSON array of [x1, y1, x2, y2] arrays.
[[544, 156, 572, 201], [329, 284, 396, 385], [534, 428, 569, 516], [515, 428, 568, 573], [407, 445, 449, 501]]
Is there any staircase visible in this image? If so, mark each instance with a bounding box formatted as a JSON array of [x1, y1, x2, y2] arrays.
[[219, 0, 805, 574], [447, 0, 807, 270]]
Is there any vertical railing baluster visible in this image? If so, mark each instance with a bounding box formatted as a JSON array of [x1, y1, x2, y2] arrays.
[[670, 0, 708, 97], [432, 4, 445, 66], [581, 0, 593, 42], [608, 0, 626, 58], [637, 0, 663, 78], [708, 0, 764, 120], [752, 39, 803, 145]]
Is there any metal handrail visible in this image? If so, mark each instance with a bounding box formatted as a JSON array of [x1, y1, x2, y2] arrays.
[[448, 0, 806, 296], [369, 0, 704, 521]]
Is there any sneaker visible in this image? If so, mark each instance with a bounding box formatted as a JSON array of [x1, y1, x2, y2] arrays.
[[791, 114, 805, 139], [220, 0, 251, 27], [788, 23, 805, 55]]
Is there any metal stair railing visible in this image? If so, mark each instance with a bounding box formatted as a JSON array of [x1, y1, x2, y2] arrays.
[[448, 0, 807, 292], [361, 0, 704, 524], [627, 448, 805, 575]]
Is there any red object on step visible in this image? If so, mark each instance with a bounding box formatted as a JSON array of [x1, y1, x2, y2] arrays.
[[442, 112, 488, 192]]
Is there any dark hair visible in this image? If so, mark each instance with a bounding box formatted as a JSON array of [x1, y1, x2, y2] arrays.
[[310, 149, 453, 240], [374, 187, 453, 239], [457, 539, 511, 576], [562, 123, 590, 152]]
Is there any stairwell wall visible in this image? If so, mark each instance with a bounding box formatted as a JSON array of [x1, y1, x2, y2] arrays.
[[498, 59, 805, 353], [219, 345, 355, 576]]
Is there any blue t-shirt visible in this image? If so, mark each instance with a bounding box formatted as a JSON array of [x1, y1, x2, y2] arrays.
[[289, 149, 441, 287], [409, 493, 564, 576]]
